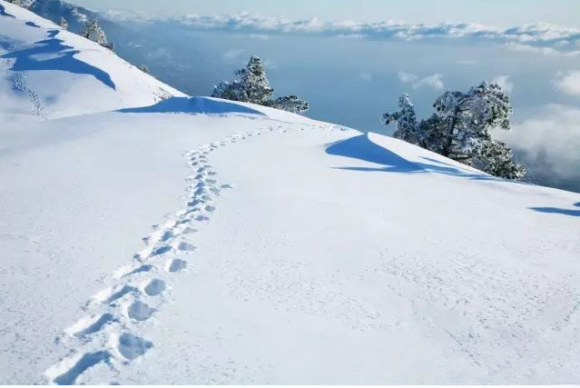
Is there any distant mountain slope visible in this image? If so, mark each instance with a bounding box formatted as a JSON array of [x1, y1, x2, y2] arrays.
[[24, 0, 217, 97], [0, 0, 185, 119]]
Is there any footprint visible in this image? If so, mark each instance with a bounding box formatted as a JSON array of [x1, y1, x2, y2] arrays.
[[175, 241, 196, 252], [180, 226, 197, 235], [114, 264, 153, 279], [147, 229, 174, 244], [92, 285, 137, 305], [137, 244, 171, 260], [144, 279, 166, 297], [49, 351, 111, 385], [204, 205, 216, 212], [167, 259, 187, 273], [151, 245, 172, 256], [117, 333, 153, 361], [66, 313, 118, 338], [127, 301, 155, 322]]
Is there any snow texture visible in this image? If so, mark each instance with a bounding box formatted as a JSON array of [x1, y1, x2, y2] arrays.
[[1, 1, 579, 385]]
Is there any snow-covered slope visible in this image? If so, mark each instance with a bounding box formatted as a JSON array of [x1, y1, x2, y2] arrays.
[[0, 1, 184, 120], [1, 2, 580, 385]]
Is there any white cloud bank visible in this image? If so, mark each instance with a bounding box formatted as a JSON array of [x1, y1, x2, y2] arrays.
[[398, 72, 444, 90], [498, 104, 580, 191], [492, 75, 514, 94], [106, 11, 580, 52], [553, 70, 580, 96]]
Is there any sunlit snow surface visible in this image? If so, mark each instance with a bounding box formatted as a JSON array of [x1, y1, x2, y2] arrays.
[[1, 1, 579, 384]]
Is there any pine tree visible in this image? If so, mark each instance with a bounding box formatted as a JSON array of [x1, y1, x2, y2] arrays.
[[59, 17, 68, 31], [212, 56, 309, 114], [382, 94, 419, 145], [82, 20, 114, 51], [269, 95, 309, 114], [383, 82, 525, 180]]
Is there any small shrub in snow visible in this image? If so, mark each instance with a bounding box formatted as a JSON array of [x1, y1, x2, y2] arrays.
[[383, 82, 525, 180], [212, 56, 309, 114], [138, 65, 150, 74]]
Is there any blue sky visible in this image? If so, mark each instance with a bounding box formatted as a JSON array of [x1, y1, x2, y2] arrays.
[[71, 0, 580, 27]]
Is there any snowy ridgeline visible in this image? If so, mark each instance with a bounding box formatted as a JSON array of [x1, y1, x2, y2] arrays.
[[1, 1, 580, 385]]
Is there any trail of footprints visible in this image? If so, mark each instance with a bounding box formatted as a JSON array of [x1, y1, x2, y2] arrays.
[[44, 123, 343, 384]]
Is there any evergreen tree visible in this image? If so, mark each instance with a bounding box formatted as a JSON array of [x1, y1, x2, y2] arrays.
[[269, 95, 310, 114], [383, 82, 525, 180], [213, 56, 309, 114], [382, 94, 419, 145], [82, 20, 113, 50], [59, 17, 68, 31]]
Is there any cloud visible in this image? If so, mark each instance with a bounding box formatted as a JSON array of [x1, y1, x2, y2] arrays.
[[504, 42, 580, 56], [222, 48, 246, 63], [398, 71, 444, 90], [249, 33, 269, 40], [498, 104, 580, 192], [263, 59, 278, 70], [359, 72, 372, 82], [492, 75, 514, 94], [105, 11, 580, 53], [553, 70, 580, 96]]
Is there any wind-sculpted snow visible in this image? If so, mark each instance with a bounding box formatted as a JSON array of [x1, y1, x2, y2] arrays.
[[120, 96, 265, 117], [326, 133, 496, 181], [2, 29, 116, 89], [0, 3, 14, 18]]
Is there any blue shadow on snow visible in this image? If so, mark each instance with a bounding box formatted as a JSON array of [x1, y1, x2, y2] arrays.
[[0, 4, 14, 17], [325, 134, 494, 181], [530, 202, 580, 218], [119, 96, 266, 117], [1, 29, 116, 89]]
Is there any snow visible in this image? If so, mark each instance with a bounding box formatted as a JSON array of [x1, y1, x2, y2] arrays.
[[1, 2, 580, 384], [0, 1, 184, 120]]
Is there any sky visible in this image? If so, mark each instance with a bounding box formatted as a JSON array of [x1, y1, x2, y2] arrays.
[[70, 0, 580, 28]]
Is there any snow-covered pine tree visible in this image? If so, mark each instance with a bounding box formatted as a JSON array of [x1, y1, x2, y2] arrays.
[[433, 82, 512, 162], [382, 94, 419, 145], [59, 17, 68, 31], [82, 20, 114, 51], [212, 56, 309, 113], [212, 56, 273, 104], [476, 140, 526, 180], [383, 82, 525, 180], [269, 95, 309, 114]]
